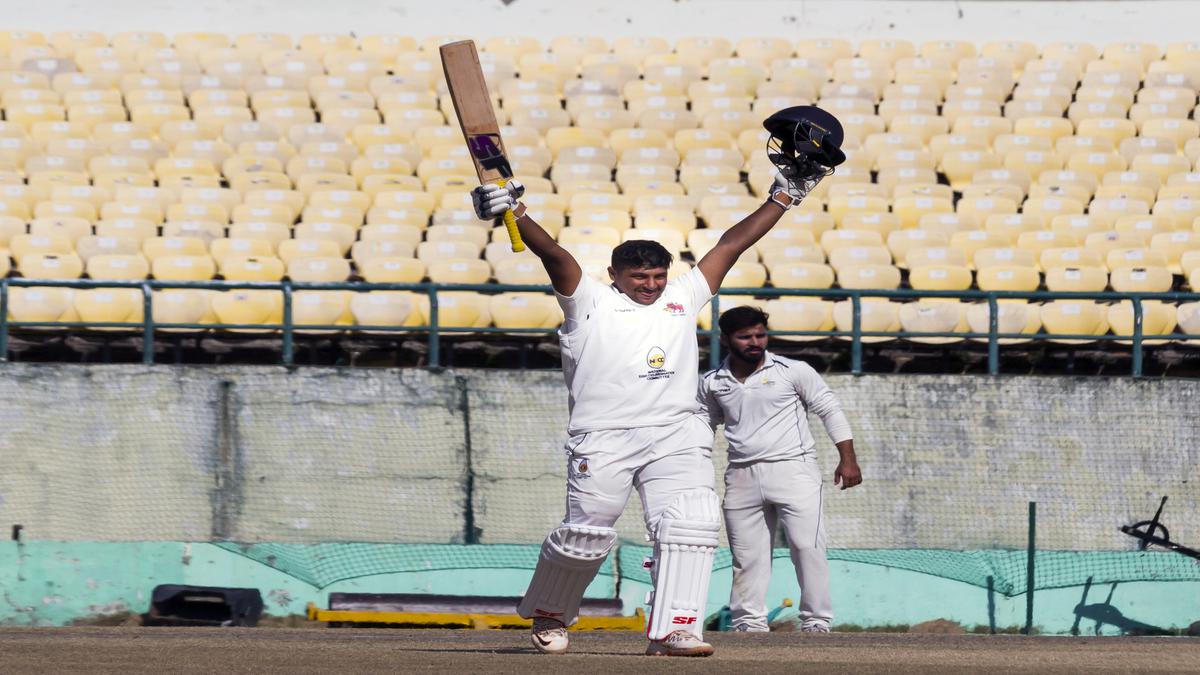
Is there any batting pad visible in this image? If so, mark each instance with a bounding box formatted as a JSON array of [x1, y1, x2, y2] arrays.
[[516, 524, 617, 625], [646, 489, 721, 640]]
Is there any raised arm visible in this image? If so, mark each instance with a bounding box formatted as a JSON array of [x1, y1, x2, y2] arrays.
[[472, 180, 582, 296], [696, 172, 800, 294]]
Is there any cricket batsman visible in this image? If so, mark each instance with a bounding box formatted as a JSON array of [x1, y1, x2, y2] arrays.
[[698, 306, 862, 633], [470, 106, 845, 656]]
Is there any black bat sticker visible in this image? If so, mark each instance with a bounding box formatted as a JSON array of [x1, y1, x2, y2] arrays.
[[467, 134, 513, 178]]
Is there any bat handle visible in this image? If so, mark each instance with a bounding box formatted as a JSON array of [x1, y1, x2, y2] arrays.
[[495, 178, 526, 253]]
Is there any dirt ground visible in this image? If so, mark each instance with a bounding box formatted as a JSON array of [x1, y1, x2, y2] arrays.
[[1, 627, 1197, 674]]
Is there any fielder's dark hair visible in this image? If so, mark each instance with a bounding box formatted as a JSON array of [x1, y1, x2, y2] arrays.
[[718, 306, 769, 336], [611, 240, 673, 271]]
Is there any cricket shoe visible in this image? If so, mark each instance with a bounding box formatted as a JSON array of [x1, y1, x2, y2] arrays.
[[645, 630, 714, 657], [800, 620, 831, 633], [530, 617, 568, 654]]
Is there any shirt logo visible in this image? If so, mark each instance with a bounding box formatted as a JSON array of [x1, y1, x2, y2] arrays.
[[663, 302, 685, 315], [646, 347, 666, 369]]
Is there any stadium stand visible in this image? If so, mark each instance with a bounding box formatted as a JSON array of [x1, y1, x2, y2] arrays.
[[0, 31, 1196, 373]]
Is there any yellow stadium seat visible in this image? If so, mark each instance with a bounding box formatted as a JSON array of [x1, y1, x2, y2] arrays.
[[151, 254, 216, 281], [211, 290, 283, 331], [828, 245, 892, 271], [414, 291, 491, 329], [976, 265, 1040, 292], [832, 299, 900, 343], [492, 257, 550, 285], [965, 300, 1042, 344], [348, 291, 422, 330], [73, 288, 144, 328], [1040, 246, 1105, 272], [215, 255, 283, 282], [909, 264, 973, 291], [17, 252, 84, 279], [1109, 265, 1173, 293], [286, 256, 351, 282], [899, 301, 968, 344], [9, 233, 74, 259], [1104, 246, 1169, 272], [836, 263, 901, 290], [721, 261, 767, 288], [489, 292, 561, 330], [86, 253, 150, 281], [766, 261, 835, 289], [1107, 300, 1178, 345], [1045, 265, 1108, 292], [275, 238, 341, 265], [758, 298, 832, 342], [1040, 300, 1110, 344]]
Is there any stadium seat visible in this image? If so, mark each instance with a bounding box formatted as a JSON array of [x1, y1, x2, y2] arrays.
[[761, 298, 834, 342], [288, 256, 352, 282], [17, 252, 84, 279], [836, 264, 901, 290], [1108, 300, 1178, 345], [211, 290, 284, 331], [898, 301, 968, 344], [832, 299, 900, 343], [1040, 300, 1110, 344], [975, 265, 1040, 292], [490, 292, 562, 330], [87, 253, 150, 280], [909, 264, 973, 291], [1109, 265, 1174, 293], [414, 291, 492, 329], [73, 288, 144, 328], [965, 300, 1042, 344]]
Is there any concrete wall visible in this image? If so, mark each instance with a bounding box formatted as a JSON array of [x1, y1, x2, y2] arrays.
[[0, 365, 1196, 552], [4, 1, 1197, 45]]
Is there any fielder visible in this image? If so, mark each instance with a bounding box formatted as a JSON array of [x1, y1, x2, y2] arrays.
[[698, 306, 862, 633], [471, 172, 810, 656]]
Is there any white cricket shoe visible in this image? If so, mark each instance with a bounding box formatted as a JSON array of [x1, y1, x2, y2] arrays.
[[645, 630, 714, 657], [800, 619, 831, 633], [530, 617, 568, 654]]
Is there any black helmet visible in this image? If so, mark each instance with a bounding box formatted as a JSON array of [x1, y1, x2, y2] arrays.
[[762, 106, 847, 179]]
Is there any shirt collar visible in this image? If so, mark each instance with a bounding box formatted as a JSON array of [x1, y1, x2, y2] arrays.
[[716, 350, 782, 381]]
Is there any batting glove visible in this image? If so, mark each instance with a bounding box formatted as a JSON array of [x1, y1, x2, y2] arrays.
[[471, 179, 525, 220], [767, 169, 804, 210]]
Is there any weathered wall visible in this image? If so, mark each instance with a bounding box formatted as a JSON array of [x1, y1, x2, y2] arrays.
[[0, 365, 1196, 551], [4, 1, 1197, 44]]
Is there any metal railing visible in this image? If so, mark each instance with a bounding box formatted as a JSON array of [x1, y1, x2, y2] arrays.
[[1, 277, 1197, 376]]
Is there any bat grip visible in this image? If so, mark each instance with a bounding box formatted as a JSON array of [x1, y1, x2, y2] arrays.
[[495, 178, 526, 253]]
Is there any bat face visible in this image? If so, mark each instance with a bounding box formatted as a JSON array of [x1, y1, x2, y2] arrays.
[[466, 133, 513, 179]]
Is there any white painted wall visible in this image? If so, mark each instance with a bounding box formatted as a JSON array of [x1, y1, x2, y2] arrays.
[[3, 1, 1198, 46]]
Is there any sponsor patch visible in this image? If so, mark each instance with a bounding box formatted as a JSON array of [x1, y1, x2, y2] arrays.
[[663, 302, 685, 315]]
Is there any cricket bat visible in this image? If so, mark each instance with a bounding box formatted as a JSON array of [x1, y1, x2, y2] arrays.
[[439, 40, 526, 252]]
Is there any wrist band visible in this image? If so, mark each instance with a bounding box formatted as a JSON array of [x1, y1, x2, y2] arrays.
[[768, 189, 799, 211]]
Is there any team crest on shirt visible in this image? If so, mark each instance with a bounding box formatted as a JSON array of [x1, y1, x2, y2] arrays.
[[646, 347, 666, 369], [570, 457, 592, 479], [663, 302, 685, 315], [640, 347, 674, 381]]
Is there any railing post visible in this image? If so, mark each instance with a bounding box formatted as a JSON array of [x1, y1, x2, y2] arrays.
[[987, 293, 999, 376], [1131, 297, 1144, 377], [850, 292, 863, 375], [708, 294, 721, 371], [141, 281, 154, 365], [282, 281, 294, 366], [428, 285, 440, 368], [0, 277, 8, 363]]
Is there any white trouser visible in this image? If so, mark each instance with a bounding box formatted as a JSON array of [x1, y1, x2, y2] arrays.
[[518, 416, 717, 632], [563, 415, 715, 530], [723, 458, 832, 630]]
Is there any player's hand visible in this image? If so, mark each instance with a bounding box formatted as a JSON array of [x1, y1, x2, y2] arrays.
[[471, 180, 524, 220], [834, 458, 862, 490], [768, 168, 803, 209]]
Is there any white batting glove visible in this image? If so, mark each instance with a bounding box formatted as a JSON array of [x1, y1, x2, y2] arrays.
[[471, 179, 524, 220], [767, 168, 804, 209]]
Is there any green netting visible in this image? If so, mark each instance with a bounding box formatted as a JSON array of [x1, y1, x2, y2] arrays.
[[617, 547, 1200, 597], [217, 541, 1200, 595], [216, 542, 614, 588]]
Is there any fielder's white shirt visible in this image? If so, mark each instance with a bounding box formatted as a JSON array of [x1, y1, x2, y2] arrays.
[[556, 267, 714, 435], [698, 351, 852, 465]]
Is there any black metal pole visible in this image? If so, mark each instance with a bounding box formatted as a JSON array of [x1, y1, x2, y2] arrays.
[[1024, 501, 1036, 635]]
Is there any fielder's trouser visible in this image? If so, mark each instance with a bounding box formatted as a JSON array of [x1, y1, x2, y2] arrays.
[[517, 416, 720, 639], [724, 457, 832, 631]]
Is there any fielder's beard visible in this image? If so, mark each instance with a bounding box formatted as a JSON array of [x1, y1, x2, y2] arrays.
[[728, 344, 765, 368]]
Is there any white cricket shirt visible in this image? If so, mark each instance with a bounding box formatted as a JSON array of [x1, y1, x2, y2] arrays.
[[556, 267, 714, 435], [698, 351, 852, 465]]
